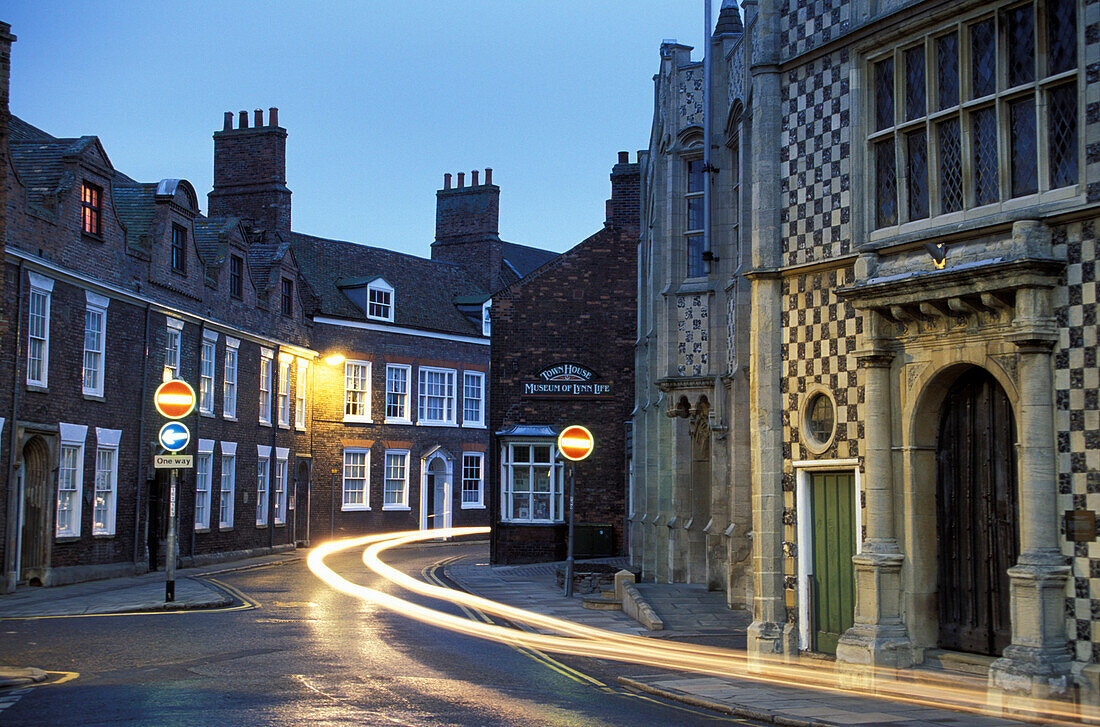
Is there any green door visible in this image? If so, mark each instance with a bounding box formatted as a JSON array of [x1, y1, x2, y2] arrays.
[[810, 472, 856, 655]]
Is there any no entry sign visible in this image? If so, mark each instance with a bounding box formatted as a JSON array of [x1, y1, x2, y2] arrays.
[[557, 425, 594, 461], [154, 379, 196, 419]]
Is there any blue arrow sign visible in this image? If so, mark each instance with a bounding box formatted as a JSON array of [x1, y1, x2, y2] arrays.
[[158, 421, 191, 452]]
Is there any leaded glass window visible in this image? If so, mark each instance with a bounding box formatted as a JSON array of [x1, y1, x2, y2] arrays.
[[869, 0, 1080, 231]]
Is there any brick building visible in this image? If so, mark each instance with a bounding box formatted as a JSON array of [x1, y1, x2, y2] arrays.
[[0, 24, 563, 590], [635, 0, 1100, 709], [489, 152, 640, 564]]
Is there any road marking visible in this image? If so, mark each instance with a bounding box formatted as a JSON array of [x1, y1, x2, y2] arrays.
[[291, 675, 424, 726], [43, 671, 80, 685]]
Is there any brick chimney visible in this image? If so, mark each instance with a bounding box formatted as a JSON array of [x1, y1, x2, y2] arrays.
[[431, 168, 503, 292], [607, 151, 641, 234], [208, 107, 291, 236]]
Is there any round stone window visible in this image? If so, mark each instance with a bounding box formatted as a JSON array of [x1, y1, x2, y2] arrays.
[[801, 389, 837, 454]]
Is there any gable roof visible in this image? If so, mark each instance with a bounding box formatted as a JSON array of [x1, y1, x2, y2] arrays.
[[500, 241, 559, 281], [290, 232, 487, 336]]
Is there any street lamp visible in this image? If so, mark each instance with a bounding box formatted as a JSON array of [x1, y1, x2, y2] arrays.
[[324, 353, 345, 366]]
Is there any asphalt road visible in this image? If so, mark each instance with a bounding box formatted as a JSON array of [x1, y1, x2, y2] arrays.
[[0, 541, 767, 726]]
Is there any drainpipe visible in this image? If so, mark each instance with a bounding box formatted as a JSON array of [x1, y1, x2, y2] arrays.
[[191, 322, 204, 562], [132, 303, 152, 569], [270, 353, 278, 553], [702, 0, 714, 276], [4, 261, 26, 593]]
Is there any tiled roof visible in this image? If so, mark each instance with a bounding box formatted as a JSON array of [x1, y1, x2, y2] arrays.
[[247, 230, 293, 293], [290, 232, 487, 336], [193, 217, 241, 267], [500, 241, 559, 280], [112, 183, 157, 240]]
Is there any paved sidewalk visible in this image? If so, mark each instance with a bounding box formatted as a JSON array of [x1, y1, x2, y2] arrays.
[[445, 556, 1070, 727]]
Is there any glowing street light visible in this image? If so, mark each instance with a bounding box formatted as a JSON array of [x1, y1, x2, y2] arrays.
[[324, 353, 346, 366]]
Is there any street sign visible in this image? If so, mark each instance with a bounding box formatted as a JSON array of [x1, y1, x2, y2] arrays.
[[154, 379, 196, 419], [158, 421, 190, 452], [557, 425, 594, 461], [154, 454, 193, 469]]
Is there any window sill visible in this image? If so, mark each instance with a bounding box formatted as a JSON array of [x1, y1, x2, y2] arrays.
[[83, 392, 106, 402], [461, 423, 487, 430], [295, 425, 306, 432], [341, 505, 372, 512], [219, 525, 233, 531], [92, 532, 116, 538], [500, 520, 562, 526], [223, 414, 238, 422], [382, 505, 411, 511], [675, 280, 715, 295], [256, 523, 268, 529], [278, 424, 290, 430], [274, 522, 286, 527], [461, 503, 486, 510], [200, 411, 215, 418], [384, 418, 413, 426], [55, 535, 80, 542], [417, 421, 458, 428], [195, 527, 210, 533], [259, 421, 272, 428], [82, 232, 105, 243], [343, 417, 373, 424], [26, 384, 48, 394]]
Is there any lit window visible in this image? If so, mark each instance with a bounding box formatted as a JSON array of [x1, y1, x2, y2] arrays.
[[164, 318, 183, 380], [501, 442, 563, 523], [344, 360, 371, 422], [259, 349, 273, 425], [195, 447, 213, 530], [93, 428, 121, 535], [366, 279, 394, 321], [274, 449, 289, 524], [26, 273, 53, 388], [418, 367, 456, 426], [223, 337, 239, 419], [342, 448, 370, 510], [461, 453, 484, 508], [384, 450, 409, 509], [220, 444, 236, 529], [278, 356, 291, 427], [82, 181, 102, 236], [200, 333, 217, 414], [295, 359, 308, 430], [82, 292, 109, 397], [685, 158, 705, 277], [385, 364, 411, 423], [870, 0, 1079, 231], [462, 371, 484, 428], [171, 224, 187, 273], [256, 446, 270, 526]]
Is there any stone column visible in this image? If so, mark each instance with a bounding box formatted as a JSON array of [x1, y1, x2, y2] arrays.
[[991, 286, 1072, 703], [746, 0, 796, 661], [837, 310, 914, 671]]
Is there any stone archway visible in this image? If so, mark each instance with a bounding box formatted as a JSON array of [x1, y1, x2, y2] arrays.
[[20, 435, 52, 586]]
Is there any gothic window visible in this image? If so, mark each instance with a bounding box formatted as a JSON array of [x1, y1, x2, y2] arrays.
[[869, 0, 1079, 231]]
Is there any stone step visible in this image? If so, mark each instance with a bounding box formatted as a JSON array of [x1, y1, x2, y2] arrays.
[[582, 596, 622, 611]]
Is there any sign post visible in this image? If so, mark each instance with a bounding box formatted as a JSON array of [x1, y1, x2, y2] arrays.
[[557, 425, 594, 598], [153, 380, 196, 603]]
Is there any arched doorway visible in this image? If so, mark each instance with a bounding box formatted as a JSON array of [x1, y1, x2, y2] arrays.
[[688, 398, 712, 584], [20, 435, 51, 586], [421, 447, 453, 531], [295, 460, 311, 544], [935, 366, 1018, 656]]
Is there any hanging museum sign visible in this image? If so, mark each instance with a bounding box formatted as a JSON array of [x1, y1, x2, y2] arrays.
[[521, 362, 613, 399]]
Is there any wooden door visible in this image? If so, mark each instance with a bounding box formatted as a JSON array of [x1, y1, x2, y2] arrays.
[[20, 436, 51, 585], [811, 471, 856, 654], [936, 367, 1018, 656]]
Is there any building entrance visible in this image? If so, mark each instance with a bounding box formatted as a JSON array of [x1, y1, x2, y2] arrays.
[[935, 367, 1018, 656], [810, 471, 855, 655], [19, 435, 51, 586]]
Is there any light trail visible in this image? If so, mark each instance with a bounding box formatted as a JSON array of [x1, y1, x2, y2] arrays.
[[308, 528, 1094, 726]]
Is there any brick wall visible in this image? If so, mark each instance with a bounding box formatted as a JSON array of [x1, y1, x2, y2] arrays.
[[488, 159, 639, 564], [208, 109, 291, 236]]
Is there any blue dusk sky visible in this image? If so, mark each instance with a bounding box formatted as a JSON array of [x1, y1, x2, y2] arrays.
[[5, 2, 732, 257]]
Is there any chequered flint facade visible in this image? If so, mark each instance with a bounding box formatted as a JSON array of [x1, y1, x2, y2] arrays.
[[635, 0, 1100, 707]]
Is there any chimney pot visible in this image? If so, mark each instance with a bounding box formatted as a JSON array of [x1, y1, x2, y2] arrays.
[[239, 111, 249, 129], [255, 109, 263, 128], [618, 151, 629, 164], [444, 173, 452, 190], [269, 107, 278, 127], [471, 170, 479, 186], [223, 111, 234, 131], [457, 172, 465, 188], [485, 168, 493, 185]]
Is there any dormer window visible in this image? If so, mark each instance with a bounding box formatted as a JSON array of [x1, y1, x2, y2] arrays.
[[230, 255, 243, 299], [171, 224, 187, 273], [367, 279, 394, 322], [82, 182, 102, 237], [281, 278, 293, 316]]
